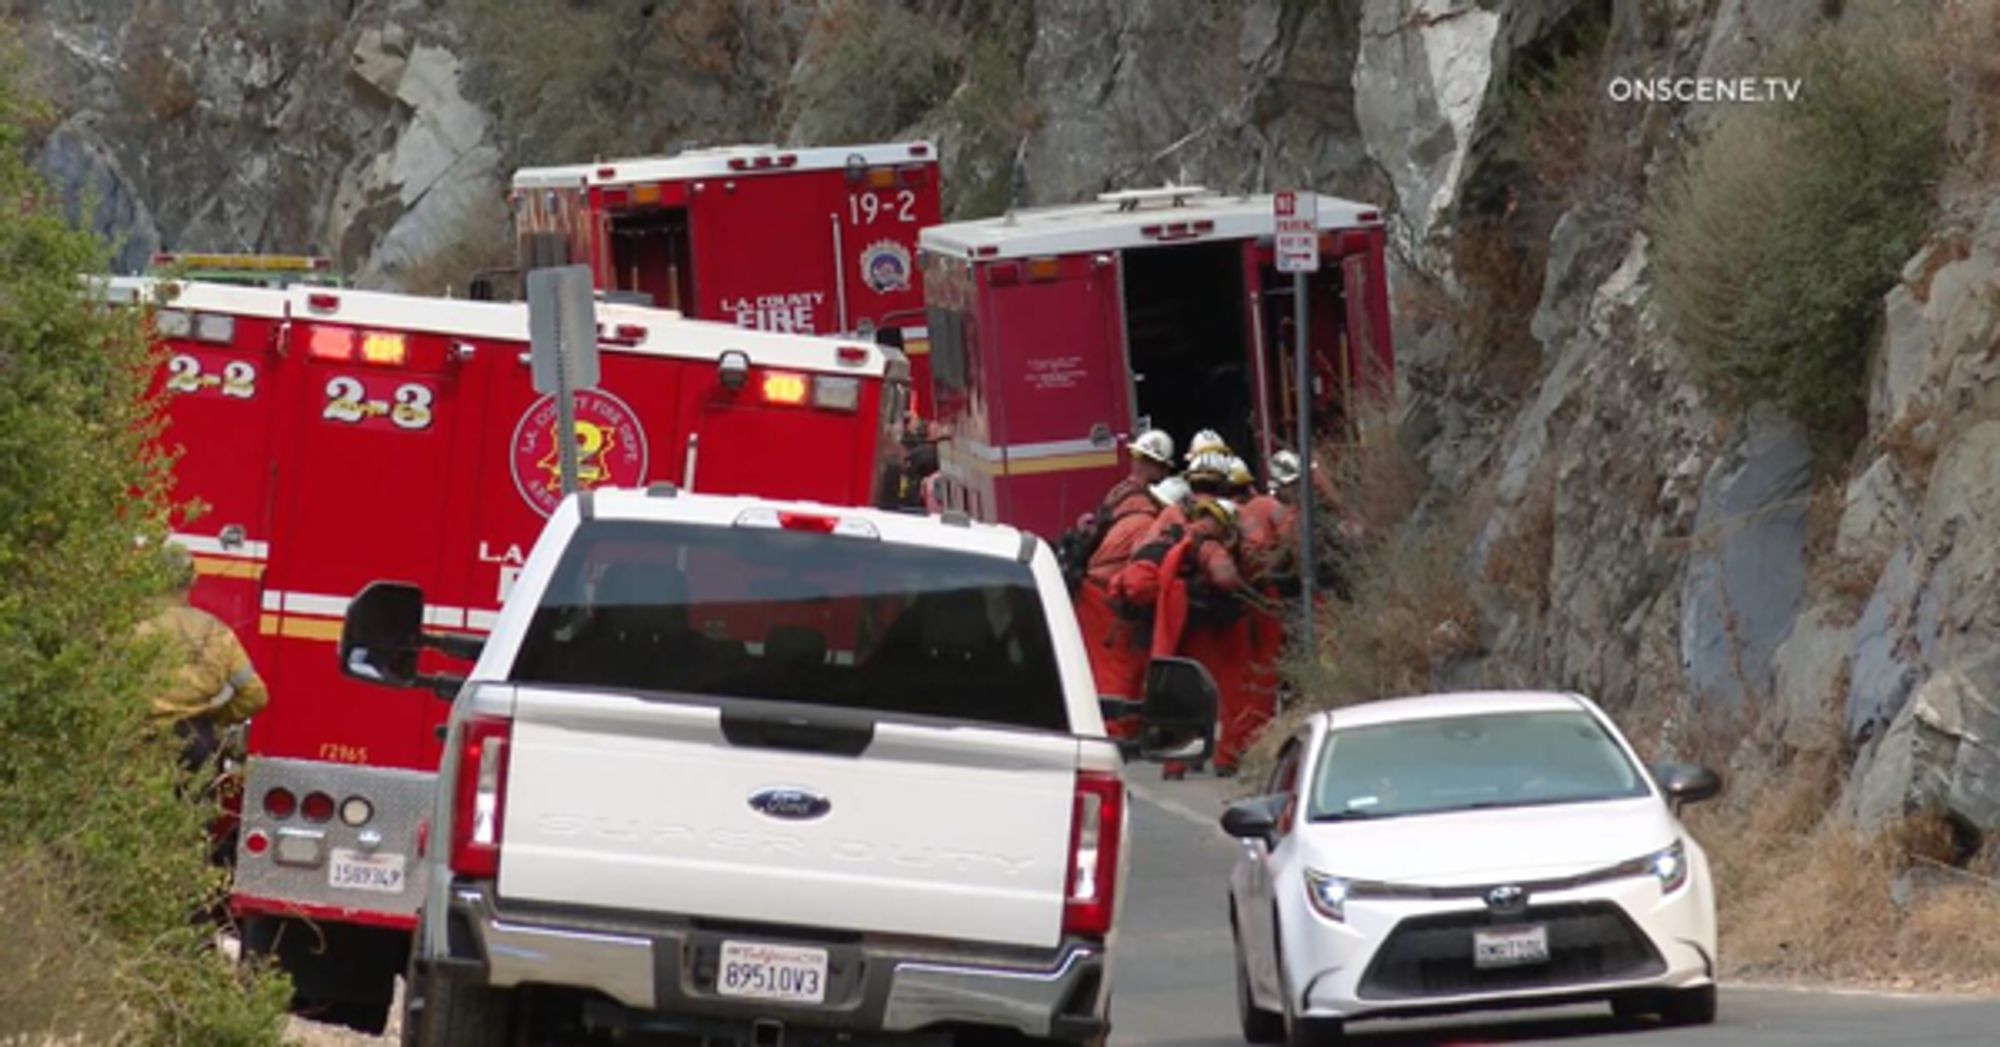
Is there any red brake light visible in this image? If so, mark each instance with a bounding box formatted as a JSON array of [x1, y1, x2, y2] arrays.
[[987, 262, 1022, 287], [761, 371, 809, 405], [603, 186, 631, 208], [596, 166, 617, 179], [1063, 771, 1124, 939], [300, 791, 335, 824], [837, 345, 870, 366], [243, 830, 270, 857], [306, 292, 339, 313], [778, 512, 840, 533], [451, 716, 513, 879], [909, 143, 930, 157], [614, 323, 647, 342], [262, 787, 297, 819], [308, 326, 356, 361]]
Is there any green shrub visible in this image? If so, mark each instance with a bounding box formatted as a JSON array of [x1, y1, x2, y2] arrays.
[[0, 44, 289, 1045], [1653, 21, 1947, 443]]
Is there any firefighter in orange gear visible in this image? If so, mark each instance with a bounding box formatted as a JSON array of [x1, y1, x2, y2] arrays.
[[1073, 475, 1180, 739], [1098, 428, 1175, 511], [1233, 453, 1299, 772]]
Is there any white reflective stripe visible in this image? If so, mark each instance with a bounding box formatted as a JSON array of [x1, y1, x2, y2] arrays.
[[261, 591, 282, 612], [170, 532, 270, 560], [466, 610, 502, 632], [963, 440, 1004, 462], [901, 325, 929, 339], [281, 592, 350, 617], [1004, 437, 1114, 459], [424, 607, 465, 629]]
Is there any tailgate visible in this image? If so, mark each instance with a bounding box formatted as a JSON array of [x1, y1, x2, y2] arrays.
[[498, 687, 1079, 949]]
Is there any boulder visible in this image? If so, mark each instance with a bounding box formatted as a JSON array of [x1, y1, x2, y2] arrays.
[[1679, 408, 1812, 712], [1771, 603, 1852, 747], [1845, 545, 1923, 742], [1353, 0, 1500, 253], [1835, 454, 1911, 560], [1851, 653, 2000, 833]]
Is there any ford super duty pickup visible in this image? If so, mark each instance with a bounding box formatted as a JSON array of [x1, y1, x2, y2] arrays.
[[338, 487, 1216, 1046]]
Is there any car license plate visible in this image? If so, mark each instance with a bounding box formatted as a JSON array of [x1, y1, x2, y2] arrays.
[[717, 941, 829, 1005], [327, 849, 405, 894], [1473, 924, 1550, 968]]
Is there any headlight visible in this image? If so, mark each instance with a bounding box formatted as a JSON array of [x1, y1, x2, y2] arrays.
[[1650, 839, 1688, 894], [1305, 870, 1350, 922]]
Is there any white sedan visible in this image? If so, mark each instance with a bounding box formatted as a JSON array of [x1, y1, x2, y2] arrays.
[[1224, 691, 1721, 1044]]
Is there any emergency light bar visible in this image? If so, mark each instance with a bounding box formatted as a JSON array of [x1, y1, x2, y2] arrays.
[[150, 252, 332, 272]]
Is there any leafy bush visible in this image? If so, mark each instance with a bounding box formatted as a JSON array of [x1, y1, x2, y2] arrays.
[[0, 47, 289, 1045], [1653, 22, 1947, 443]]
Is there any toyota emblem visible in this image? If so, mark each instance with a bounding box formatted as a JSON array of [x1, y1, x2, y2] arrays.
[[1485, 884, 1527, 913]]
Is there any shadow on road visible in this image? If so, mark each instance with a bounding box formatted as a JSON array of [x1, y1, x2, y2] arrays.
[[1337, 1010, 1657, 1044]]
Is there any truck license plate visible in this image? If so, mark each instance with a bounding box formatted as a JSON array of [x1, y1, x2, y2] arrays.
[[1473, 924, 1550, 968], [327, 849, 405, 894], [717, 941, 829, 1005]]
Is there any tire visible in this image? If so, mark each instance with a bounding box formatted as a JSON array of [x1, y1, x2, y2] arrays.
[[1234, 929, 1284, 1043], [1659, 984, 1719, 1026], [418, 976, 519, 1047]]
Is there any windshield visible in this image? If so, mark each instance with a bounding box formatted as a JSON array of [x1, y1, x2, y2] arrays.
[[509, 519, 1067, 731], [1308, 710, 1650, 821]]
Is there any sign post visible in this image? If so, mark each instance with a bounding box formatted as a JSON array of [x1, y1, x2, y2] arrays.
[[1274, 190, 1320, 658], [527, 265, 600, 497]]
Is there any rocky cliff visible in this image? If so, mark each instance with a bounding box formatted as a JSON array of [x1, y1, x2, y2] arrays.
[[17, 0, 2000, 889]]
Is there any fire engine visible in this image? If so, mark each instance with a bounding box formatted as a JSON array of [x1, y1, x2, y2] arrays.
[[118, 276, 909, 1030], [918, 187, 1395, 541], [512, 141, 942, 410]]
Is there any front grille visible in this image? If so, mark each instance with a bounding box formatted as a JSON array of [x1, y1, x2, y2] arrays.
[[1358, 902, 1664, 999]]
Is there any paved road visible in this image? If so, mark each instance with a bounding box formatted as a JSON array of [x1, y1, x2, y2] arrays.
[[1109, 776, 2000, 1047]]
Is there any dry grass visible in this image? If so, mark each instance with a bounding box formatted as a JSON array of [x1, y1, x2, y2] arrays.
[[1482, 463, 1557, 610], [1445, 219, 1546, 402], [1877, 400, 1943, 480], [0, 856, 125, 1043]]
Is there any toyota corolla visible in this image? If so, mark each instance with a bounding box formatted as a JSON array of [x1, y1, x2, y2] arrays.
[[1223, 691, 1721, 1044]]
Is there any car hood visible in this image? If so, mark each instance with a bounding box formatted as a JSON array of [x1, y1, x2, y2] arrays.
[[1294, 797, 1678, 886]]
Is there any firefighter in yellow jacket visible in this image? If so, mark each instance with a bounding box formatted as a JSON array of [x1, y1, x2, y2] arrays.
[[138, 543, 267, 766]]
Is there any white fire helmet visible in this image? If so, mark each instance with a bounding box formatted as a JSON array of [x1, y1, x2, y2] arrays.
[[1184, 428, 1230, 462], [1127, 428, 1175, 466], [1148, 475, 1191, 507], [1226, 455, 1254, 489], [1269, 449, 1303, 489], [1186, 450, 1233, 482]]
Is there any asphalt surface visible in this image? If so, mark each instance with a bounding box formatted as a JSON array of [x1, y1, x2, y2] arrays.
[[1109, 775, 2000, 1047]]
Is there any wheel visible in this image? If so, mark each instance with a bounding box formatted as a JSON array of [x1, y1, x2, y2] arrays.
[[1234, 932, 1284, 1043], [418, 975, 519, 1047], [1658, 984, 1718, 1026]]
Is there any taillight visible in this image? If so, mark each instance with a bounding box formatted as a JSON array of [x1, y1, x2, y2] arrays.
[[262, 787, 297, 819], [359, 330, 407, 366], [301, 791, 335, 824], [451, 716, 513, 879], [1062, 771, 1124, 939], [761, 371, 809, 405]]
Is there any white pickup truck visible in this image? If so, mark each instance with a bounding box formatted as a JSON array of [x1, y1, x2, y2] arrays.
[[339, 487, 1217, 1046]]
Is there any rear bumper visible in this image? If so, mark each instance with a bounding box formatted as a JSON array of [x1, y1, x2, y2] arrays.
[[433, 881, 1107, 1040]]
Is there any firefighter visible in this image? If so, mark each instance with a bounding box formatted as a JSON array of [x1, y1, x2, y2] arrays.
[[1102, 428, 1175, 510], [1226, 455, 1256, 502], [1233, 453, 1294, 771], [138, 544, 268, 773], [1148, 490, 1254, 778], [1072, 474, 1177, 739], [1184, 428, 1230, 466]]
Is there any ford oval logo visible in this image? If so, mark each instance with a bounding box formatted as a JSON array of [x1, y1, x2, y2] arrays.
[[748, 787, 831, 821]]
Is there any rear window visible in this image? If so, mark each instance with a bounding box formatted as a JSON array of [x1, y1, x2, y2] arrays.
[[509, 519, 1067, 731]]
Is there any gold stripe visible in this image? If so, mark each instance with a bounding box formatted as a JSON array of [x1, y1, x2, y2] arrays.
[[195, 557, 264, 579], [258, 614, 343, 642], [1002, 450, 1119, 476], [903, 339, 931, 356]]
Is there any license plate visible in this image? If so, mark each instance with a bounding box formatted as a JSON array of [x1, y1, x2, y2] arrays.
[[327, 849, 405, 894], [1473, 924, 1550, 968], [717, 941, 829, 1005]]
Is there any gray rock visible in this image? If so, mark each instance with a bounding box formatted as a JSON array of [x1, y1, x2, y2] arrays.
[[1846, 545, 1922, 742], [1852, 653, 2000, 833], [1679, 408, 1812, 712], [1352, 0, 1500, 256], [35, 121, 161, 274], [1872, 283, 1936, 432], [1771, 603, 1852, 747], [1835, 454, 1911, 560], [1531, 207, 1629, 351]]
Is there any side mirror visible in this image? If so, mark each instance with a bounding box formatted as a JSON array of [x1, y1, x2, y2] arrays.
[[340, 582, 424, 688], [1653, 763, 1723, 810], [339, 581, 479, 698], [1136, 657, 1220, 763], [1220, 795, 1286, 841]]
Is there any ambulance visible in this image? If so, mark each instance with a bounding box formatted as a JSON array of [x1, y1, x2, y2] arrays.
[[918, 187, 1395, 541], [512, 141, 942, 408], [121, 277, 910, 1030]]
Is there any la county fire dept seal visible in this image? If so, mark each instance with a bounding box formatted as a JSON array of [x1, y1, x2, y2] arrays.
[[510, 389, 649, 516], [860, 239, 912, 294]]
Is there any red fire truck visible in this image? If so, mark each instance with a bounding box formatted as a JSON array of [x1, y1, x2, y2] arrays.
[[512, 141, 943, 410], [917, 187, 1394, 540], [119, 277, 910, 1030]]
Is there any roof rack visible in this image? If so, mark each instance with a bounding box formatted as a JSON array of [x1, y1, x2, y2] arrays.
[[1096, 186, 1216, 212]]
